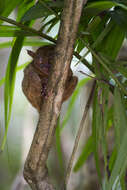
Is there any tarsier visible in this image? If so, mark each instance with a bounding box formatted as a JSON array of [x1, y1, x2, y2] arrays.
[[22, 45, 78, 112]]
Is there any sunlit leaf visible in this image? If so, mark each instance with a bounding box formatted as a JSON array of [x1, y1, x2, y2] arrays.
[[0, 40, 52, 48], [0, 0, 22, 23], [0, 62, 30, 87], [0, 25, 36, 37]]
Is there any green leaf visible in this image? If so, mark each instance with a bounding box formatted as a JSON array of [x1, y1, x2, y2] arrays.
[[17, 0, 35, 21], [0, 77, 5, 87], [92, 20, 113, 49], [84, 1, 117, 16], [106, 87, 127, 189], [107, 128, 127, 190], [1, 36, 24, 150], [100, 21, 125, 60], [110, 9, 127, 31], [113, 87, 127, 149], [109, 148, 117, 172], [100, 84, 109, 181], [0, 62, 30, 87], [74, 135, 94, 172], [0, 39, 52, 48], [0, 0, 22, 22], [55, 117, 64, 173], [21, 1, 57, 21], [116, 65, 127, 78], [0, 25, 36, 37], [76, 38, 85, 54], [92, 86, 102, 182]]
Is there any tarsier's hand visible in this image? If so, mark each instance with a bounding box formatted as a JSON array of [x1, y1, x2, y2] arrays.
[[22, 45, 78, 112]]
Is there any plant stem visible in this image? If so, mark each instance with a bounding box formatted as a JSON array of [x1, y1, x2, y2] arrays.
[[0, 15, 56, 43]]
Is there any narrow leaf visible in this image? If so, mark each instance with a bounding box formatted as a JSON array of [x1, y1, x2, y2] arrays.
[[84, 1, 117, 16], [1, 36, 24, 150]]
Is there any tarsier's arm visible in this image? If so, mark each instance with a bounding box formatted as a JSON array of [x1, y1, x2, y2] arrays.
[[22, 45, 78, 112]]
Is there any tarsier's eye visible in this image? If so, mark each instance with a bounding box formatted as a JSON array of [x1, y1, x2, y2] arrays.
[[36, 56, 43, 64]]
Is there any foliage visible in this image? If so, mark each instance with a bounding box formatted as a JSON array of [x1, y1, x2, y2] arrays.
[[0, 0, 127, 189]]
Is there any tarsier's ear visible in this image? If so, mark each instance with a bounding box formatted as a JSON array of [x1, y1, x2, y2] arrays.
[[27, 50, 35, 58]]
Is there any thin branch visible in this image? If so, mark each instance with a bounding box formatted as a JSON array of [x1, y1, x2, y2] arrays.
[[80, 71, 114, 91], [0, 15, 56, 43], [0, 15, 94, 73], [64, 80, 96, 188], [74, 51, 94, 72]]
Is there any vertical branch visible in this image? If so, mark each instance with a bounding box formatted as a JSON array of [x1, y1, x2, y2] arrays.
[[23, 0, 86, 189]]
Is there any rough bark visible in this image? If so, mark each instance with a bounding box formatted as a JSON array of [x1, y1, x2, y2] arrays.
[[23, 0, 86, 189]]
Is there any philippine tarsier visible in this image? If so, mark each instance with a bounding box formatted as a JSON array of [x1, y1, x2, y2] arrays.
[[22, 45, 78, 112]]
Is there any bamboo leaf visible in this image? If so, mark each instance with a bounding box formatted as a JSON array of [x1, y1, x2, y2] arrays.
[[107, 129, 127, 190], [92, 86, 102, 182], [0, 0, 22, 19], [0, 40, 52, 48], [1, 36, 24, 150], [100, 21, 125, 60], [55, 117, 64, 172], [84, 1, 117, 16], [106, 87, 127, 190], [21, 1, 58, 21], [110, 9, 127, 31], [113, 87, 127, 149], [0, 25, 36, 37], [0, 62, 30, 87]]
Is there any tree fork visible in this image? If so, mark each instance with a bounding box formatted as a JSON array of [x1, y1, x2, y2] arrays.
[[23, 0, 87, 189]]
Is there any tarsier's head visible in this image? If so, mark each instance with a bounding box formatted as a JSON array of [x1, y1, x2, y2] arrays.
[[27, 45, 55, 76]]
